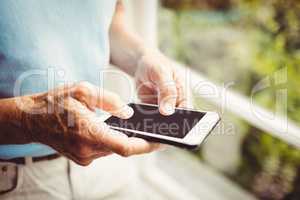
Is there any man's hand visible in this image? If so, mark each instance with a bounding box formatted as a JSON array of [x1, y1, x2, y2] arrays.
[[135, 49, 188, 115], [109, 1, 188, 115], [14, 82, 159, 166]]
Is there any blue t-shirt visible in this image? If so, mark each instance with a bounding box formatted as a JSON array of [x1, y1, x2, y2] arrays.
[[0, 0, 117, 159]]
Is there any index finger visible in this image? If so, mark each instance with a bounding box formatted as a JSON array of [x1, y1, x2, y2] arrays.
[[155, 72, 178, 116], [174, 73, 188, 107], [71, 82, 133, 119]]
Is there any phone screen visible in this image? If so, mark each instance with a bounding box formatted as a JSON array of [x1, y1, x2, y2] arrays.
[[105, 103, 205, 138]]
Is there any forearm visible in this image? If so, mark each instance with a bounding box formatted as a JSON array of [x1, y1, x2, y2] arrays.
[[0, 96, 30, 144], [109, 1, 155, 76], [109, 26, 144, 75]]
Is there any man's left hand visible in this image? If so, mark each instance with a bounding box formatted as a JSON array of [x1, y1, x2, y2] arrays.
[[135, 49, 188, 115]]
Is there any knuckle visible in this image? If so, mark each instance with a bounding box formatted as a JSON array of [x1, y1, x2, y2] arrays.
[[76, 116, 91, 128], [74, 81, 93, 97], [74, 87, 87, 98], [161, 84, 177, 97], [119, 145, 131, 157]]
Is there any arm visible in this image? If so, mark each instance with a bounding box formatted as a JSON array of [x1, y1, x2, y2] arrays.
[[109, 1, 188, 115], [0, 83, 159, 165], [109, 1, 147, 76], [0, 96, 29, 144]]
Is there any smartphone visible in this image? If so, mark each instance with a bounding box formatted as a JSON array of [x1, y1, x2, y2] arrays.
[[103, 103, 220, 149]]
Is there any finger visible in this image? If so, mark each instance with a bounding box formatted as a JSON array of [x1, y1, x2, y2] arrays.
[[125, 138, 161, 155], [31, 83, 74, 104], [154, 72, 177, 116], [174, 75, 188, 107], [178, 100, 188, 108], [156, 144, 167, 151], [45, 83, 75, 98], [158, 82, 177, 115], [91, 151, 113, 158], [71, 81, 133, 119], [78, 151, 113, 161], [99, 127, 160, 157], [96, 89, 134, 119], [136, 81, 158, 104], [86, 115, 160, 157]]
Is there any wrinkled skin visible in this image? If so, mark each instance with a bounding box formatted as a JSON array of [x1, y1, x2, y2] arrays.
[[20, 82, 160, 166]]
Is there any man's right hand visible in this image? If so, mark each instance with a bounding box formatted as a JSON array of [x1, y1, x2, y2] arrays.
[[15, 82, 159, 166]]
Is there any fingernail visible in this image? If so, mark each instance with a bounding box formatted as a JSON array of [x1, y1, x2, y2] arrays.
[[163, 102, 175, 115], [121, 106, 134, 119]]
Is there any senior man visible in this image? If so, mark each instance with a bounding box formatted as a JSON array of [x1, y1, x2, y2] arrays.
[[0, 1, 187, 199]]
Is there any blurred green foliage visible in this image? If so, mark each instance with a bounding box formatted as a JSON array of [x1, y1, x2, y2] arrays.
[[159, 0, 300, 199], [242, 0, 300, 122], [237, 1, 300, 199]]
